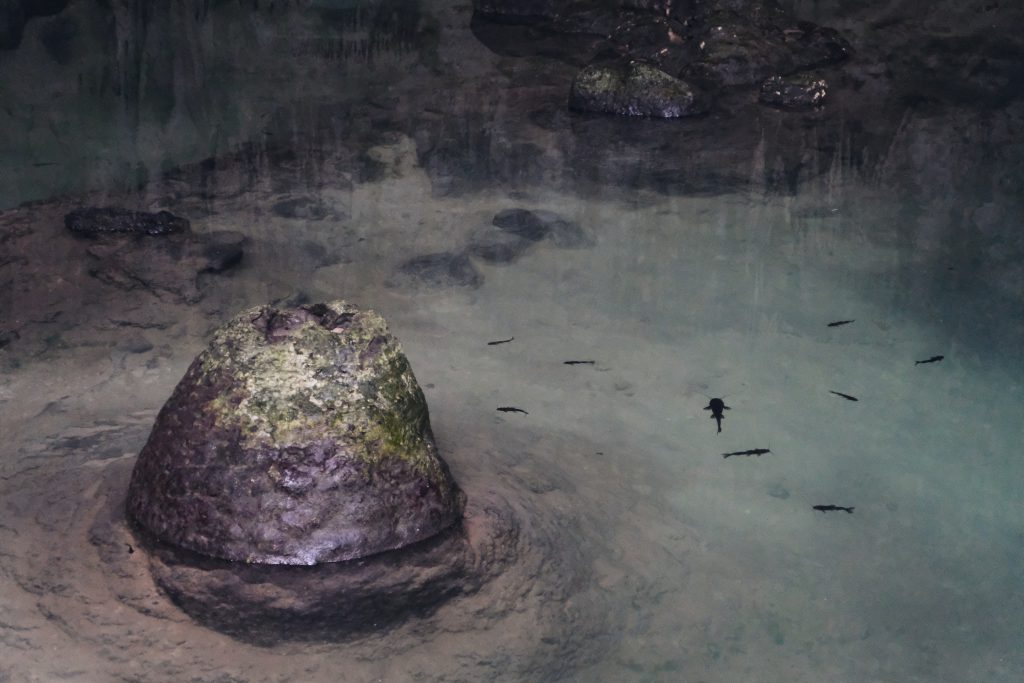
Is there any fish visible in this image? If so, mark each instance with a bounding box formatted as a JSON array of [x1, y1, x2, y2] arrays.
[[827, 319, 855, 327], [813, 505, 854, 514], [915, 355, 944, 365], [127, 544, 134, 554], [563, 360, 596, 365], [487, 337, 514, 346], [703, 397, 730, 434], [496, 406, 528, 414], [723, 448, 770, 458], [829, 390, 858, 401]]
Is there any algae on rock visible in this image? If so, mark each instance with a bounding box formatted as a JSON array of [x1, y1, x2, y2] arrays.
[[126, 300, 465, 566]]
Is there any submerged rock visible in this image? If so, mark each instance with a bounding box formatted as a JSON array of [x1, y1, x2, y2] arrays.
[[492, 208, 553, 241], [126, 301, 466, 565], [65, 207, 190, 236], [569, 59, 708, 118], [759, 74, 827, 109], [85, 230, 245, 304], [467, 226, 535, 264], [470, 208, 595, 263], [388, 252, 483, 289]]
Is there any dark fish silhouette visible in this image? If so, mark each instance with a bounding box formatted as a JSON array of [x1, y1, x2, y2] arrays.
[[813, 505, 854, 514], [487, 337, 514, 346], [723, 448, 770, 458], [127, 544, 134, 554], [496, 406, 528, 414], [827, 319, 855, 327], [915, 355, 944, 365], [704, 397, 730, 434], [563, 360, 596, 365], [829, 390, 858, 401]]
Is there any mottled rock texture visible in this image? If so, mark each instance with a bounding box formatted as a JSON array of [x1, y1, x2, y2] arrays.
[[126, 301, 465, 565], [759, 74, 827, 109], [570, 59, 708, 118], [65, 207, 190, 236]]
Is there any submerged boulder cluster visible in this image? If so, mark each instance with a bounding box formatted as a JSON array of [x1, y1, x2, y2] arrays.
[[473, 0, 851, 116], [126, 301, 466, 566]]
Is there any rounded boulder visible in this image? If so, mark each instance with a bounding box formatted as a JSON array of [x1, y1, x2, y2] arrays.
[[126, 301, 465, 565]]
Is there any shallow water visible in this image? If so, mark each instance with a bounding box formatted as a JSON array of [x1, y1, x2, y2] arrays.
[[2, 1, 1023, 681]]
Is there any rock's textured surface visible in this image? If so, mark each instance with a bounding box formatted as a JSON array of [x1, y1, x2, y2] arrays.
[[135, 494, 518, 645], [65, 207, 190, 236], [126, 301, 466, 565], [569, 59, 708, 118], [759, 74, 827, 108]]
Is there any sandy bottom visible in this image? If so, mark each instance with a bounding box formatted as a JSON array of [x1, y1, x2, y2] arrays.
[[1, 138, 1022, 682]]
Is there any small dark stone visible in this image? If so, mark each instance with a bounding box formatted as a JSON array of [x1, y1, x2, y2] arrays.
[[389, 252, 483, 289], [467, 227, 534, 264], [475, 209, 593, 256], [65, 207, 190, 237], [115, 334, 153, 355], [0, 329, 17, 349], [492, 208, 551, 241], [198, 231, 245, 272], [759, 74, 828, 109], [533, 210, 594, 248]]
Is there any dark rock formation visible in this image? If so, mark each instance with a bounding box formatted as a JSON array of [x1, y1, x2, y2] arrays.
[[85, 229, 245, 304], [470, 208, 594, 264], [759, 74, 827, 109], [570, 59, 708, 117], [126, 301, 466, 566], [389, 252, 483, 289], [468, 226, 535, 263], [493, 207, 553, 240], [494, 208, 593, 248], [472, 0, 851, 117], [65, 207, 190, 236]]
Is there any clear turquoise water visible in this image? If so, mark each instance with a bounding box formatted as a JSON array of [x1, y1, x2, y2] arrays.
[[1, 2, 1022, 681]]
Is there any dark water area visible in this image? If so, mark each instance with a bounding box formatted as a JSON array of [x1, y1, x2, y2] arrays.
[[1, 1, 1023, 681]]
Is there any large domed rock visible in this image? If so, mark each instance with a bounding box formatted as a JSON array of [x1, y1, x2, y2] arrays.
[[126, 301, 465, 566]]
